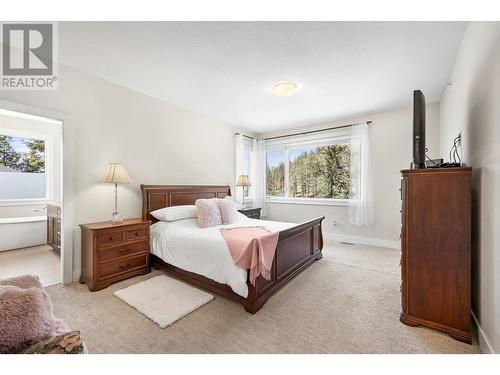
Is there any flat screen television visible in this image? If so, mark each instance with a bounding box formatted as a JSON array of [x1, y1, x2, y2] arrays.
[[413, 90, 426, 169]]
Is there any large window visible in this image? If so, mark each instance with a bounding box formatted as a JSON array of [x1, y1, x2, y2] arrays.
[[265, 133, 352, 203], [0, 133, 46, 200]]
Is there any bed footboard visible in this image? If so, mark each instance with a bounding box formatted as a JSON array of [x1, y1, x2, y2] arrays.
[[243, 216, 325, 313]]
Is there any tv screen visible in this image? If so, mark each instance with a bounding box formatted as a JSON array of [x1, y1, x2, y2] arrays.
[[413, 90, 426, 169]]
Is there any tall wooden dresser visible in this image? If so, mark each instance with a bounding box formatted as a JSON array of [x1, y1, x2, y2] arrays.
[[400, 167, 472, 344]]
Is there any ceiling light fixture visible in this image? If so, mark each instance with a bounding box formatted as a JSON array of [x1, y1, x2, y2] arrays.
[[272, 81, 300, 97]]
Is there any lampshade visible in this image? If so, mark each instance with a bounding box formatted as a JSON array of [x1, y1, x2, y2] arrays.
[[236, 175, 251, 187], [102, 163, 131, 184]]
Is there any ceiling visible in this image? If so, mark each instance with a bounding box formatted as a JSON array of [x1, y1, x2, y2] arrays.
[[59, 22, 467, 133]]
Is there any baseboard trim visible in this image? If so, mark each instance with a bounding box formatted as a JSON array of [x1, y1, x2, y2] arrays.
[[324, 233, 400, 250], [72, 269, 81, 283], [472, 310, 495, 354]]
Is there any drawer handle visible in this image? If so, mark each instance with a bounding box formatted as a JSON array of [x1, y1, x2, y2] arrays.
[[119, 248, 130, 253], [135, 232, 140, 236], [118, 263, 130, 270], [108, 236, 114, 241]]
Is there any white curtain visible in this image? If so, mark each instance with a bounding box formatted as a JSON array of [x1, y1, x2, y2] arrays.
[[234, 134, 244, 203], [349, 123, 374, 225], [251, 138, 266, 216]]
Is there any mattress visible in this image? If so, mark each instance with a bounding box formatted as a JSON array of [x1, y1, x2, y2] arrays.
[[150, 213, 295, 298]]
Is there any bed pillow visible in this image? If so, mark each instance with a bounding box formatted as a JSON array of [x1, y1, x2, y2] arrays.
[[195, 198, 223, 228], [150, 205, 197, 222], [0, 285, 68, 353], [216, 196, 239, 224]]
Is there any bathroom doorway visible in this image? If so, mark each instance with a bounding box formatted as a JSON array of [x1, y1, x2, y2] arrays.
[[0, 107, 63, 286]]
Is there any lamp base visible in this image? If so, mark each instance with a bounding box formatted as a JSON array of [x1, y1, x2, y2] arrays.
[[111, 211, 123, 225]]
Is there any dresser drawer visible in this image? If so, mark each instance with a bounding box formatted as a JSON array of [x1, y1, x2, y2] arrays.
[[99, 241, 148, 263], [126, 228, 147, 241], [99, 230, 124, 245], [99, 255, 148, 279]]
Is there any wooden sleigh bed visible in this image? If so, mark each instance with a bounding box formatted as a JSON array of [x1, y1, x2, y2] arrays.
[[141, 184, 324, 313]]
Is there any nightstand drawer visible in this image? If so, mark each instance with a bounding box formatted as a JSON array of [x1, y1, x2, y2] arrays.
[[99, 254, 148, 278], [126, 228, 147, 241], [99, 241, 148, 263], [99, 230, 124, 245]]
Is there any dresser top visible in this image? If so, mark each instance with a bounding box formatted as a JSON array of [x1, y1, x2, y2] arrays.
[[401, 167, 472, 175], [79, 218, 150, 230]]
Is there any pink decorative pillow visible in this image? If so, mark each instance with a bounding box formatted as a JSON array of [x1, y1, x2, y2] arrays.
[[195, 198, 223, 228], [216, 196, 238, 224], [0, 285, 68, 353]]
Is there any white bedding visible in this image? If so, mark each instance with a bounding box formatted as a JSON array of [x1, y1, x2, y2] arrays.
[[150, 213, 295, 298]]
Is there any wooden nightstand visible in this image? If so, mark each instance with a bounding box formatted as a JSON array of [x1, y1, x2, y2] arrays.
[[79, 218, 151, 291], [238, 207, 261, 219]]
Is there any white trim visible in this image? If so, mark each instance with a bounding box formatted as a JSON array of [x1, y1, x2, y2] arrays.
[[324, 232, 400, 250], [266, 197, 352, 207], [472, 310, 495, 354], [0, 198, 52, 206], [73, 269, 81, 283], [0, 99, 74, 285]]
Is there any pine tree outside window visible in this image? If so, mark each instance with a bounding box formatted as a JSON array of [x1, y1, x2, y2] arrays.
[[0, 133, 47, 200]]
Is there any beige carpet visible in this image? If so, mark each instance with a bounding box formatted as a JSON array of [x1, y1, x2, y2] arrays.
[[46, 242, 481, 354]]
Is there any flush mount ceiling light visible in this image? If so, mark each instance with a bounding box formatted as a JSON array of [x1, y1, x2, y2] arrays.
[[272, 81, 300, 97]]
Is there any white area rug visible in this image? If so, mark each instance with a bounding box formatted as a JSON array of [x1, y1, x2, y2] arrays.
[[114, 275, 214, 328]]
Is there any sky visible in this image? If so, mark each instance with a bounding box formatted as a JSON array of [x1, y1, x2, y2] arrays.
[[267, 146, 316, 168], [6, 136, 30, 154]]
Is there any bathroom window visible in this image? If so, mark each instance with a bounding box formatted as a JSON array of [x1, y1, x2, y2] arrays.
[[0, 133, 47, 200]]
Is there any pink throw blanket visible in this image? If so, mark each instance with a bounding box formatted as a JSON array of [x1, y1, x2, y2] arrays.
[[220, 227, 279, 285]]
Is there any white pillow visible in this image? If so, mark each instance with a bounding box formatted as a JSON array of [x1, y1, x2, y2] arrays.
[[150, 205, 197, 222], [216, 196, 239, 224]]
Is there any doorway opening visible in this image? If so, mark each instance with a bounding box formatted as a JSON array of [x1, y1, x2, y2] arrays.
[[0, 108, 63, 286]]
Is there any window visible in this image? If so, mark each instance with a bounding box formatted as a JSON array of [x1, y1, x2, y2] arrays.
[[0, 133, 47, 200], [265, 131, 353, 204], [266, 149, 285, 197]]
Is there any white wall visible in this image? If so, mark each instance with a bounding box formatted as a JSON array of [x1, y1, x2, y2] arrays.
[[439, 22, 500, 354], [261, 103, 440, 247], [0, 64, 237, 274]]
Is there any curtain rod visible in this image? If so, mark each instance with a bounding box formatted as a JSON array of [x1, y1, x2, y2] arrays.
[[235, 121, 372, 141]]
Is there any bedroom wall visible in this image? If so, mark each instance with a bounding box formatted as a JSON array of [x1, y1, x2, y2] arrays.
[[439, 22, 500, 354], [261, 103, 441, 248], [0, 64, 239, 277]]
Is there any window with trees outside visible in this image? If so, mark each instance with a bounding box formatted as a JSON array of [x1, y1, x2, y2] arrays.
[[265, 134, 352, 203], [0, 133, 46, 200]]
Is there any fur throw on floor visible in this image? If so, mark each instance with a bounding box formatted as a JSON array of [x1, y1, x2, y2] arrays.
[[0, 274, 42, 289], [0, 275, 68, 354]]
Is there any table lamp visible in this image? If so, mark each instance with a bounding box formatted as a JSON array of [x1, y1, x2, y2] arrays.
[[236, 175, 251, 206], [102, 162, 131, 224]]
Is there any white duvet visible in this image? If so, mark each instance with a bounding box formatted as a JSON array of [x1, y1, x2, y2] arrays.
[[150, 213, 295, 298]]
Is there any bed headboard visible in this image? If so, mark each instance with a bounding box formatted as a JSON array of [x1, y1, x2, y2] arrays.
[[140, 184, 231, 222]]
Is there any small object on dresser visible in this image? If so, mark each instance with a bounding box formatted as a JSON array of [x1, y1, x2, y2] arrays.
[[101, 163, 131, 224], [79, 218, 151, 292], [238, 207, 261, 219]]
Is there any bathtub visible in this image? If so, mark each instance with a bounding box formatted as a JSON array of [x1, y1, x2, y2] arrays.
[[0, 216, 47, 252]]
